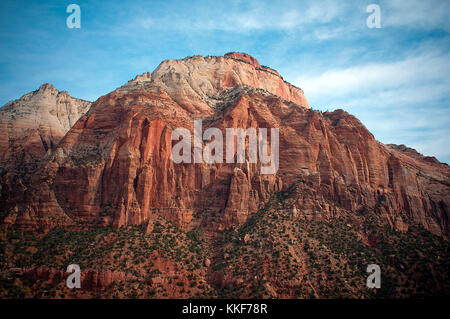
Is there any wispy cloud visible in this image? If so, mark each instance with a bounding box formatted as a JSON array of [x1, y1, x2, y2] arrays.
[[382, 0, 450, 31], [297, 52, 450, 104], [129, 0, 345, 33], [295, 49, 450, 163]]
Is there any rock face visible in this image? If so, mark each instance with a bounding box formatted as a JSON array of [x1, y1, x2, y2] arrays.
[[124, 53, 309, 113], [0, 84, 91, 229], [118, 72, 152, 92], [0, 83, 91, 170], [0, 53, 448, 240]]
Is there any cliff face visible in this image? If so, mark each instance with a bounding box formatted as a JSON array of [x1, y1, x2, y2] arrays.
[[122, 53, 309, 112], [0, 53, 448, 240]]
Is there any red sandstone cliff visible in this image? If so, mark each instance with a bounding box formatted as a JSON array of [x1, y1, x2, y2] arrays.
[[0, 53, 448, 240]]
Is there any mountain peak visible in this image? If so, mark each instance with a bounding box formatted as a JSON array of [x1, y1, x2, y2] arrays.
[[135, 53, 310, 112], [224, 52, 261, 68], [38, 83, 58, 93], [0, 84, 91, 168]]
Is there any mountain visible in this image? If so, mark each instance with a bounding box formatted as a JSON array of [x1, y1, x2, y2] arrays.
[[0, 83, 91, 170], [0, 53, 448, 298]]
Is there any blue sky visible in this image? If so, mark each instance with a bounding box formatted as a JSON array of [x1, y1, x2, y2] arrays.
[[0, 0, 449, 163]]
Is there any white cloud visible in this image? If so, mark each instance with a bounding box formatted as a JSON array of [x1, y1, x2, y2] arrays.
[[131, 0, 345, 33], [382, 0, 450, 31], [297, 52, 450, 103]]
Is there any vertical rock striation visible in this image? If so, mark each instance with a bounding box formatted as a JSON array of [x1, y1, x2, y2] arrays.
[[0, 53, 448, 240]]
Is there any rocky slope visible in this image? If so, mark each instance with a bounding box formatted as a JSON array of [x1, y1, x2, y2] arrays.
[[1, 204, 448, 298], [0, 52, 448, 298]]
